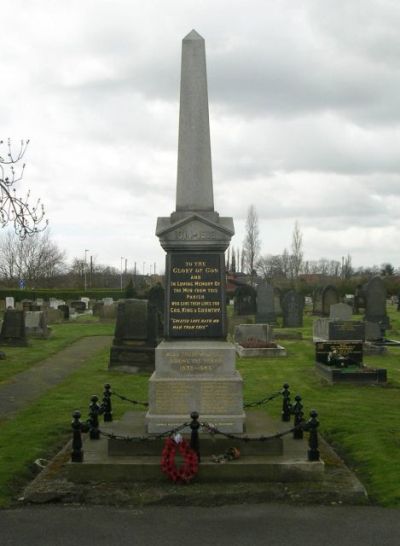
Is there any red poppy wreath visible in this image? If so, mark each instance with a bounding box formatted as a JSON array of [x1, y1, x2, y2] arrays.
[[161, 435, 199, 483]]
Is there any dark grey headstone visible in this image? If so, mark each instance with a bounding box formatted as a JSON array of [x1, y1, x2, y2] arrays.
[[312, 287, 323, 314], [148, 283, 165, 337], [0, 310, 28, 346], [255, 281, 275, 323], [364, 276, 389, 330], [70, 301, 86, 313], [114, 299, 150, 343], [58, 304, 70, 320], [322, 285, 339, 316], [315, 341, 363, 366], [234, 285, 257, 316], [92, 301, 104, 317], [109, 299, 158, 371], [274, 287, 282, 317], [281, 290, 304, 327]]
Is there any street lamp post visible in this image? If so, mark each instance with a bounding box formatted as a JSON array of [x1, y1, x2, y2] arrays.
[[120, 256, 124, 290], [84, 249, 89, 291]]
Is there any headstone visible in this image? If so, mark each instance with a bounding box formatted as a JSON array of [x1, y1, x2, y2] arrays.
[[49, 298, 61, 309], [25, 311, 50, 338], [58, 304, 70, 320], [281, 290, 304, 327], [315, 341, 363, 366], [92, 301, 104, 317], [234, 324, 273, 346], [80, 297, 90, 310], [353, 285, 366, 314], [70, 301, 86, 313], [329, 303, 352, 321], [22, 299, 34, 312], [365, 321, 382, 341], [313, 318, 365, 341], [0, 309, 27, 346], [364, 276, 389, 331], [45, 308, 63, 324], [255, 281, 275, 323], [5, 297, 14, 309], [103, 297, 114, 306], [109, 299, 158, 370], [312, 287, 323, 315], [322, 285, 339, 316], [101, 303, 118, 320], [148, 283, 165, 337], [274, 287, 283, 317], [234, 285, 256, 316], [146, 30, 243, 433]]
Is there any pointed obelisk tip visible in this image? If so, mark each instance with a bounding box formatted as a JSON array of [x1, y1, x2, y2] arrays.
[[183, 29, 204, 41]]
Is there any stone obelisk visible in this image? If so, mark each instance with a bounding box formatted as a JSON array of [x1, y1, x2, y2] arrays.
[[146, 30, 244, 433]]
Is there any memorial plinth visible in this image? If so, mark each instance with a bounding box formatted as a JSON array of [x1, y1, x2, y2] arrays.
[[146, 30, 244, 433]]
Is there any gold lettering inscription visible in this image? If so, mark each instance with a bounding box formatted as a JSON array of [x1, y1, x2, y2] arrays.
[[169, 254, 223, 336]]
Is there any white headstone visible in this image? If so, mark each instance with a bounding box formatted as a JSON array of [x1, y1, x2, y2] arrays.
[[80, 297, 90, 309], [5, 297, 14, 309]]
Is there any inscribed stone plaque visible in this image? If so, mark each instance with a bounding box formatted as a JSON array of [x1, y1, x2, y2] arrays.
[[155, 340, 236, 377], [315, 341, 363, 366], [149, 374, 243, 415], [166, 252, 225, 338]]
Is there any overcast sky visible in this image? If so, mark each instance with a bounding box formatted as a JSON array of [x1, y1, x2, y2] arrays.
[[1, 0, 400, 274]]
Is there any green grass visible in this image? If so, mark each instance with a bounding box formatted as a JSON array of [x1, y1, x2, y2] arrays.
[[0, 317, 115, 384], [0, 306, 400, 507]]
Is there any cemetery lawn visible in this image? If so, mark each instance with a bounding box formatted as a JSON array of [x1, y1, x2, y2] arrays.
[[0, 317, 115, 384], [0, 306, 399, 507]]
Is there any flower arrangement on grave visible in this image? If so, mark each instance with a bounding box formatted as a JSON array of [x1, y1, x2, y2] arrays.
[[161, 434, 199, 483]]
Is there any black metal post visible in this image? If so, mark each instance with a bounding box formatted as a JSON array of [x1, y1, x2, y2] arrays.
[[281, 383, 291, 422], [89, 395, 101, 440], [307, 409, 320, 461], [190, 411, 200, 463], [102, 383, 113, 422], [71, 410, 84, 462], [293, 394, 304, 440]]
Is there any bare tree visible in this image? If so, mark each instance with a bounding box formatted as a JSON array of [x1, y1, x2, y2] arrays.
[[231, 246, 236, 272], [0, 230, 65, 284], [242, 205, 261, 281], [342, 254, 353, 279], [0, 139, 47, 238], [290, 220, 303, 279]]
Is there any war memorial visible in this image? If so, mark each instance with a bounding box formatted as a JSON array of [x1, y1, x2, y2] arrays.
[[56, 31, 337, 490]]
